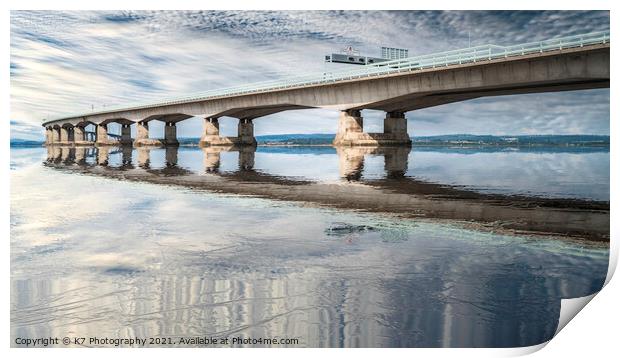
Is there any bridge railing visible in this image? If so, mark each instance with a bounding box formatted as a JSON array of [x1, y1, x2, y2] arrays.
[[44, 31, 609, 123]]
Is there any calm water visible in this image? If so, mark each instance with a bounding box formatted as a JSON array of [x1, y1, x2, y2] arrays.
[[10, 145, 609, 347]]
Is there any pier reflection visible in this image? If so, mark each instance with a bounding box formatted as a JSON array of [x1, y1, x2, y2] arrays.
[[60, 147, 75, 165], [97, 146, 109, 166], [120, 147, 133, 169], [137, 147, 150, 169], [337, 146, 409, 181], [201, 146, 256, 173], [134, 147, 192, 176], [46, 145, 410, 182], [47, 145, 261, 176]]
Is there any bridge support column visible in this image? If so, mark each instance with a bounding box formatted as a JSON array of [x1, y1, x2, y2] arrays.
[[59, 126, 72, 145], [96, 124, 114, 146], [74, 126, 95, 146], [164, 122, 179, 146], [74, 126, 84, 141], [383, 111, 411, 145], [334, 110, 412, 146], [68, 127, 75, 142], [199, 118, 221, 146], [199, 117, 256, 146], [52, 127, 60, 144], [120, 124, 133, 146], [45, 127, 52, 145], [136, 122, 148, 140], [238, 119, 257, 146], [333, 110, 365, 146], [134, 121, 161, 147]]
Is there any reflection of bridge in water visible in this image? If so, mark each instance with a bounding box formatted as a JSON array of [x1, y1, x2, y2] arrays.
[[45, 145, 411, 181], [44, 145, 609, 241]]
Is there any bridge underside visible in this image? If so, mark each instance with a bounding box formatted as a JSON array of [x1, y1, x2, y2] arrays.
[[43, 44, 610, 147], [360, 78, 610, 113]]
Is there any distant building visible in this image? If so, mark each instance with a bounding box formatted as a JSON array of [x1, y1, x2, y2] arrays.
[[325, 46, 410, 66], [381, 47, 409, 60], [325, 53, 388, 65]]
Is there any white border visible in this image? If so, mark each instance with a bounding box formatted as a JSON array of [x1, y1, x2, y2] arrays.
[[4, 1, 617, 357]]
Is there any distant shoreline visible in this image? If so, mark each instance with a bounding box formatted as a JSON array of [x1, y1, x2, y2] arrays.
[[255, 143, 610, 148], [9, 142, 611, 148], [11, 133, 611, 148]]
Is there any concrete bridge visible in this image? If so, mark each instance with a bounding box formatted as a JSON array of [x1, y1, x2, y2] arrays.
[[42, 32, 610, 147]]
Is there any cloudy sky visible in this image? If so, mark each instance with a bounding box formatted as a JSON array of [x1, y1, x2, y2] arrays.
[[10, 10, 610, 140]]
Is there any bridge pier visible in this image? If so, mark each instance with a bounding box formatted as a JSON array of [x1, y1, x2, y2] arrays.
[[333, 110, 364, 146], [164, 122, 179, 146], [52, 127, 60, 145], [46, 128, 54, 146], [120, 124, 133, 146], [96, 124, 107, 144], [199, 118, 221, 146], [59, 126, 72, 145], [134, 121, 163, 146], [74, 126, 94, 146], [74, 126, 84, 142], [238, 119, 257, 146], [333, 110, 412, 146], [384, 112, 410, 140], [136, 121, 148, 144], [199, 117, 257, 146], [96, 124, 115, 146], [45, 127, 52, 145], [48, 127, 57, 145]]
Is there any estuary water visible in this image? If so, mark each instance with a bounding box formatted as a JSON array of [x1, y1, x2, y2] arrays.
[[10, 145, 609, 348]]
